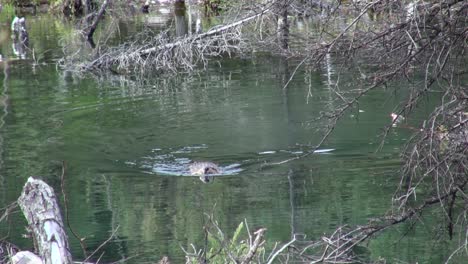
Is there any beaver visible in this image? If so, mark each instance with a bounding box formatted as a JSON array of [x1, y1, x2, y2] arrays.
[[189, 161, 220, 183]]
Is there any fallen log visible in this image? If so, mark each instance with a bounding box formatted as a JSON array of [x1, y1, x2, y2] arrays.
[[86, 6, 272, 70], [15, 177, 72, 264], [134, 7, 271, 57]]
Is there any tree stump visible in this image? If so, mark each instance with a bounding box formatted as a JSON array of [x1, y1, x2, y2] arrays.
[[16, 177, 73, 264]]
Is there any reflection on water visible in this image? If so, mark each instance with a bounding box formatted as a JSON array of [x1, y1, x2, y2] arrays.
[[0, 11, 454, 264]]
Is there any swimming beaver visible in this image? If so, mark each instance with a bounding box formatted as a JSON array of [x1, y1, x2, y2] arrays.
[[189, 161, 220, 183]]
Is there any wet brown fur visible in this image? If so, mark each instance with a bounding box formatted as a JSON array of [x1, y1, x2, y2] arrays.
[[189, 161, 220, 182]]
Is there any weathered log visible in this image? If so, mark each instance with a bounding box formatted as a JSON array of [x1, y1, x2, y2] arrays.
[[12, 251, 43, 264], [17, 177, 73, 264], [89, 6, 272, 69], [138, 7, 271, 56]]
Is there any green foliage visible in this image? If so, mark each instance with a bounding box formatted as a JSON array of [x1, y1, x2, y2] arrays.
[[187, 221, 266, 264], [231, 221, 244, 245], [46, 0, 64, 5], [0, 3, 15, 22], [207, 222, 247, 263], [0, 0, 62, 7]]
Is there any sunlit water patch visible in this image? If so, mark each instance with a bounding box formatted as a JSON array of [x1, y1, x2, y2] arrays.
[[258, 148, 335, 156]]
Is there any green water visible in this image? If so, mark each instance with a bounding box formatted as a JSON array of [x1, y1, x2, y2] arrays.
[[0, 13, 457, 264]]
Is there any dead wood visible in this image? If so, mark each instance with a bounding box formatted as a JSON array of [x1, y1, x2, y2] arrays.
[[240, 228, 266, 264], [17, 177, 73, 264], [63, 4, 272, 74], [86, 0, 110, 46]]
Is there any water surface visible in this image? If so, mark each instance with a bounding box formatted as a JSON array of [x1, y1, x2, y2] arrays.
[[0, 11, 453, 264]]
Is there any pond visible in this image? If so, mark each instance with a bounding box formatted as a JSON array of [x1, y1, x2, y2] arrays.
[[0, 6, 454, 264]]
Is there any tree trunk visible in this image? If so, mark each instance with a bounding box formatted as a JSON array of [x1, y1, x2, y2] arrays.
[[63, 0, 86, 16], [175, 1, 188, 37], [86, 0, 109, 43], [276, 0, 289, 50], [17, 177, 73, 264]]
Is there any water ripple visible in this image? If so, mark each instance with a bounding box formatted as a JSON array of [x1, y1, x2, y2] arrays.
[[136, 145, 242, 176]]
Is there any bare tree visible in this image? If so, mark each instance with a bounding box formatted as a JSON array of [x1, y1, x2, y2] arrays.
[[60, 0, 467, 261]]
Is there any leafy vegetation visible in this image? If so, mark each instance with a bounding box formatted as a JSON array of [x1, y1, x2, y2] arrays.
[[0, 3, 15, 22], [186, 219, 268, 264]]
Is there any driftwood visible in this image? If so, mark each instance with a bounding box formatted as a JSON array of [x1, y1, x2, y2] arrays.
[[133, 7, 271, 57], [15, 177, 72, 264], [86, 6, 272, 70]]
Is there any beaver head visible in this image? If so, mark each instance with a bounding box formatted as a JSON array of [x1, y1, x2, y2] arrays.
[[204, 166, 219, 174], [199, 175, 214, 183]]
